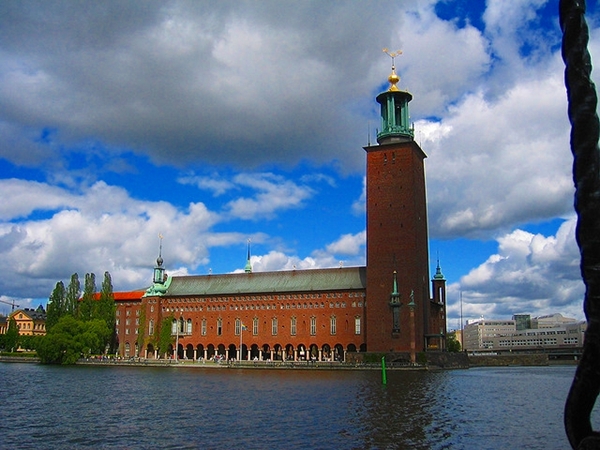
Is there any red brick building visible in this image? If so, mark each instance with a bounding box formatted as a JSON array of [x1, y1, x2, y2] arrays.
[[114, 63, 447, 362]]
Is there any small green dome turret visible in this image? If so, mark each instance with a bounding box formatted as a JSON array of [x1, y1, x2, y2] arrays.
[[433, 260, 446, 280]]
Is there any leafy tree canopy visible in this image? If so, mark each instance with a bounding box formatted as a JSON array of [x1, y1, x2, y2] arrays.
[[447, 332, 462, 353], [37, 316, 111, 364], [4, 318, 19, 352]]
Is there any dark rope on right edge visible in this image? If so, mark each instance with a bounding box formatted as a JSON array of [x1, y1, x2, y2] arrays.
[[560, 0, 600, 448]]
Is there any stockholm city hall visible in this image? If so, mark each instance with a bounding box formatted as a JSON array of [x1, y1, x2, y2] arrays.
[[114, 56, 447, 363]]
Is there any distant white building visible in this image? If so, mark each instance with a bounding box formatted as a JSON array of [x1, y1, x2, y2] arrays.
[[463, 314, 586, 352], [532, 313, 577, 329]]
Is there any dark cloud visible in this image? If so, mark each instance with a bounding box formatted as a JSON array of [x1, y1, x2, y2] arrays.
[[0, 1, 410, 172]]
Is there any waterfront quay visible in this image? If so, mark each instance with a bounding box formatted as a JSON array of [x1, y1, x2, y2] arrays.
[[75, 356, 428, 371], [2, 350, 575, 369]]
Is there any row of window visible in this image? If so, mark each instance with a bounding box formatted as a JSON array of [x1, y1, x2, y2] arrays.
[[117, 301, 366, 319], [142, 316, 363, 337], [160, 301, 363, 314], [15, 322, 46, 330], [116, 318, 140, 326], [165, 292, 366, 304], [496, 337, 578, 346], [115, 309, 140, 316]]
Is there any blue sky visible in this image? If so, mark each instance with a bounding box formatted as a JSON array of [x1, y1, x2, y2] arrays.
[[0, 0, 597, 326]]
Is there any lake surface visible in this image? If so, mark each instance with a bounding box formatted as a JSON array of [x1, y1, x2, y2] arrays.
[[0, 363, 581, 449]]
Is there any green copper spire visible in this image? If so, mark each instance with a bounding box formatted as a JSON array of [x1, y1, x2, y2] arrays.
[[433, 259, 446, 280], [244, 239, 253, 273], [377, 48, 414, 143], [408, 289, 415, 308], [144, 233, 168, 297], [390, 270, 401, 333], [390, 270, 400, 304]]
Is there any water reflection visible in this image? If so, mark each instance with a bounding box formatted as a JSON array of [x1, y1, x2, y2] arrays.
[[0, 363, 578, 449]]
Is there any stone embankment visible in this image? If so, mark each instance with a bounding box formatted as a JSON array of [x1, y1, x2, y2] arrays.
[[75, 351, 471, 370], [76, 358, 427, 370], [0, 356, 39, 363], [468, 353, 550, 367], [4, 353, 573, 369]]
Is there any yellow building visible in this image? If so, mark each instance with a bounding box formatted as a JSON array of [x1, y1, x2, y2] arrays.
[[8, 307, 47, 336]]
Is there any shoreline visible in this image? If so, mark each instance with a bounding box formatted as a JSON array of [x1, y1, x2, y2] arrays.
[[0, 352, 576, 369], [76, 358, 432, 371]]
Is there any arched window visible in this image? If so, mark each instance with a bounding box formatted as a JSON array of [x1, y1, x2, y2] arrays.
[[310, 316, 317, 336], [201, 318, 207, 336], [271, 317, 278, 336], [252, 317, 258, 335], [148, 319, 154, 336], [330, 316, 337, 335], [355, 316, 361, 335], [217, 318, 222, 336], [186, 319, 192, 334]]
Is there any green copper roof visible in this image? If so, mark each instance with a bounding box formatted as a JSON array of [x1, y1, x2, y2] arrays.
[[165, 267, 367, 297], [433, 261, 446, 280]]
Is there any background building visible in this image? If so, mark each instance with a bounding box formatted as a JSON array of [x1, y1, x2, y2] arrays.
[[463, 314, 586, 352], [0, 306, 47, 337]]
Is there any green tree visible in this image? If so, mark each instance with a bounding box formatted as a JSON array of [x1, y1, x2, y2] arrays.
[[157, 316, 174, 358], [65, 273, 81, 318], [98, 271, 116, 352], [19, 335, 42, 352], [79, 272, 96, 321], [46, 281, 66, 331], [37, 316, 111, 364], [447, 332, 462, 352], [4, 318, 20, 352]]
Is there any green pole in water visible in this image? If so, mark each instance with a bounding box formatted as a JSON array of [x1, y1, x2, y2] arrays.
[[381, 356, 387, 385]]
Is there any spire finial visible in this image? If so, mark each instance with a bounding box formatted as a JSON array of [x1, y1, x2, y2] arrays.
[[383, 48, 402, 91], [157, 233, 164, 267], [244, 238, 253, 273]]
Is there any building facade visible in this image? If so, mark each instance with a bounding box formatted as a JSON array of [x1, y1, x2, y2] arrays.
[[463, 315, 586, 352], [114, 63, 447, 362], [0, 307, 48, 336]]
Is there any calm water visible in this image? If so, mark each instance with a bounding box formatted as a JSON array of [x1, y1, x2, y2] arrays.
[[0, 363, 582, 449]]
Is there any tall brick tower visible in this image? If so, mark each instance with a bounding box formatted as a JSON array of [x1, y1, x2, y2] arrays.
[[364, 52, 431, 355]]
